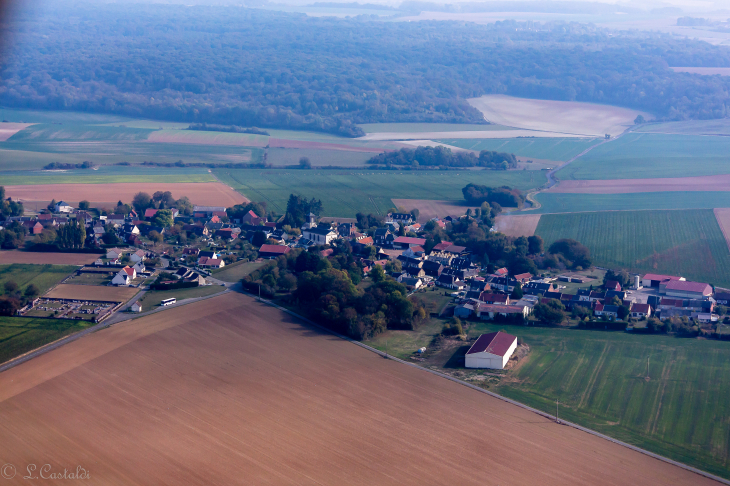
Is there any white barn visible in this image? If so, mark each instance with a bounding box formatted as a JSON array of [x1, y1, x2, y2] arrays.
[[465, 331, 518, 369]]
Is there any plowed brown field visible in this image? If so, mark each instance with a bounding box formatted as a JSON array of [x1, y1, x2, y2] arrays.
[[0, 251, 98, 265], [0, 292, 718, 485], [4, 182, 247, 206], [44, 284, 139, 302], [493, 214, 541, 237], [549, 174, 730, 194]]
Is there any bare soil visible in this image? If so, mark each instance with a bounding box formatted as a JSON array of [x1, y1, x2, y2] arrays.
[[493, 214, 542, 237], [4, 182, 247, 207], [0, 251, 98, 265], [468, 95, 649, 137], [549, 174, 730, 194], [0, 123, 33, 141], [391, 199, 480, 222], [0, 292, 718, 485], [714, 208, 730, 253], [44, 284, 139, 302]]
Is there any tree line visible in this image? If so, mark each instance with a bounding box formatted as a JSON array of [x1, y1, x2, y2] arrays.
[[3, 5, 730, 136], [367, 146, 518, 169], [462, 184, 524, 208]]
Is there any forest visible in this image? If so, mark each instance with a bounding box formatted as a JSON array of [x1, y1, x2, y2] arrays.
[[2, 3, 730, 136], [367, 146, 518, 168]]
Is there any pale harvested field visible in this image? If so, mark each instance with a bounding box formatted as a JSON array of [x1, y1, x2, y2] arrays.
[[493, 214, 541, 237], [360, 129, 585, 141], [714, 208, 730, 252], [671, 67, 730, 76], [549, 174, 730, 194], [468, 95, 650, 138], [5, 182, 247, 206], [44, 283, 139, 302], [147, 129, 269, 147], [268, 138, 385, 152], [0, 292, 718, 486], [0, 251, 97, 265], [0, 122, 33, 141], [392, 199, 479, 222]]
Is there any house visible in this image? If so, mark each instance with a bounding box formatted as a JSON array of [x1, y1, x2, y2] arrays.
[[422, 260, 444, 278], [714, 291, 730, 305], [406, 267, 426, 278], [130, 302, 142, 313], [436, 274, 465, 290], [337, 222, 355, 237], [594, 303, 619, 319], [427, 251, 454, 266], [389, 271, 406, 282], [630, 303, 652, 319], [215, 228, 236, 241], [132, 262, 146, 274], [663, 280, 713, 299], [589, 290, 605, 302], [449, 257, 472, 271], [543, 291, 562, 300], [605, 290, 627, 301], [199, 251, 220, 259], [129, 249, 146, 263], [488, 276, 518, 293], [387, 212, 414, 225], [258, 244, 291, 258], [197, 256, 225, 268], [642, 273, 684, 288], [269, 229, 288, 244], [352, 236, 374, 253], [479, 292, 509, 305], [393, 236, 426, 250], [441, 244, 467, 256], [183, 224, 209, 237], [183, 247, 200, 256], [193, 206, 226, 217], [106, 248, 124, 259], [378, 249, 403, 261], [302, 225, 338, 245], [124, 223, 140, 236], [29, 222, 43, 235], [522, 281, 556, 296], [402, 245, 425, 258], [431, 242, 453, 252], [401, 277, 424, 290], [76, 211, 93, 225], [242, 210, 263, 226], [54, 201, 73, 213], [106, 214, 125, 227], [111, 266, 136, 286], [513, 273, 532, 284], [465, 331, 518, 369], [696, 313, 719, 323], [494, 267, 508, 276], [454, 303, 475, 318], [604, 280, 622, 291]]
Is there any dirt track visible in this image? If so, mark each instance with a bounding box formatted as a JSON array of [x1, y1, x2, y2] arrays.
[[4, 182, 247, 207], [0, 292, 719, 485], [548, 175, 730, 194], [0, 251, 97, 265], [45, 283, 139, 302]]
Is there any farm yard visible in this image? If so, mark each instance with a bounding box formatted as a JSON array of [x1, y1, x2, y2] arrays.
[[0, 316, 93, 365], [4, 182, 247, 207], [0, 251, 98, 266], [0, 264, 78, 296], [215, 169, 544, 217], [44, 283, 139, 302], [467, 95, 648, 137], [534, 209, 730, 287], [437, 137, 601, 162], [555, 133, 730, 180], [0, 293, 716, 485], [531, 191, 730, 214]]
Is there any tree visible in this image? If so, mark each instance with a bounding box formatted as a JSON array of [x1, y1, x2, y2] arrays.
[[277, 273, 297, 291], [533, 299, 566, 325], [618, 305, 630, 320], [299, 157, 312, 169], [511, 282, 523, 299], [605, 269, 630, 287], [132, 192, 152, 213], [4, 281, 18, 294], [0, 297, 20, 316], [634, 115, 646, 124], [370, 264, 385, 282], [24, 284, 40, 299], [152, 191, 175, 208], [549, 239, 591, 269], [410, 208, 419, 221], [56, 219, 86, 249], [78, 200, 90, 210], [149, 230, 163, 245], [252, 231, 268, 247], [150, 209, 174, 228], [47, 199, 57, 212], [527, 235, 543, 255], [102, 228, 120, 245]]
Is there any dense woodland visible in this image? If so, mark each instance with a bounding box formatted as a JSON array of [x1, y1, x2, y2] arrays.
[[367, 146, 518, 169], [2, 3, 730, 136]]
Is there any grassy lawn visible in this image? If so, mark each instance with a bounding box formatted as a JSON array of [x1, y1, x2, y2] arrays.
[[532, 191, 730, 214], [0, 264, 77, 296], [366, 319, 730, 479], [535, 209, 730, 287], [436, 137, 601, 161], [411, 287, 453, 316], [63, 272, 113, 286], [138, 285, 226, 308], [0, 316, 93, 364], [556, 132, 730, 180], [214, 168, 545, 217], [212, 260, 267, 283]]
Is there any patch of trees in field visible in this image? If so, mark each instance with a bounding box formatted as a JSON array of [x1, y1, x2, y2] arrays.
[[2, 6, 730, 136], [462, 183, 524, 208], [187, 123, 270, 136], [367, 146, 517, 169]]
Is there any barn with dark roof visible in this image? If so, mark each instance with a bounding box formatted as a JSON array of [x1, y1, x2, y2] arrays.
[[465, 331, 518, 369]]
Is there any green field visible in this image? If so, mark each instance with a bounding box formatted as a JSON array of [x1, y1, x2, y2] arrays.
[[214, 168, 546, 217], [436, 137, 601, 161], [138, 285, 227, 308], [0, 315, 93, 364], [367, 319, 730, 478], [532, 191, 730, 214], [635, 119, 730, 136], [9, 124, 155, 142], [556, 133, 730, 180], [0, 264, 77, 296], [0, 166, 217, 185], [266, 147, 375, 167], [535, 209, 730, 287], [212, 260, 268, 283]]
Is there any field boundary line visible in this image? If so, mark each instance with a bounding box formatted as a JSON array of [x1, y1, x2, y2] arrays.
[[250, 292, 730, 486]]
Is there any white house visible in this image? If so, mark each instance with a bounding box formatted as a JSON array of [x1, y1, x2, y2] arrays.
[[302, 225, 338, 245], [130, 302, 142, 313], [129, 249, 146, 263], [132, 262, 146, 274], [106, 248, 124, 259], [465, 331, 518, 369], [111, 266, 136, 286], [55, 201, 73, 213]]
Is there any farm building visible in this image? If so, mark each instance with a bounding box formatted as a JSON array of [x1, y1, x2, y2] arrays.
[[465, 331, 518, 369], [478, 292, 509, 305], [130, 302, 142, 313], [393, 236, 427, 250], [106, 248, 124, 259], [55, 201, 73, 213], [662, 280, 712, 299], [476, 304, 529, 320], [258, 244, 291, 258], [630, 303, 651, 319], [642, 273, 684, 288], [714, 292, 730, 305]]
